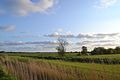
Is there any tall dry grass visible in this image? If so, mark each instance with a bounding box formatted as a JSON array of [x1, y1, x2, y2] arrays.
[[0, 55, 119, 80]]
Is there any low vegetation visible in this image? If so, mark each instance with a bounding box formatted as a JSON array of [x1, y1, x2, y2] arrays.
[[0, 65, 16, 80]]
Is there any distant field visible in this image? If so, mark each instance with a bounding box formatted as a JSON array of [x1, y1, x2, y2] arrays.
[[3, 52, 120, 59], [3, 53, 120, 64]]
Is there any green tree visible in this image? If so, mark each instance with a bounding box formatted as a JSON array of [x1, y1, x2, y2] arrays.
[[91, 47, 106, 55], [81, 46, 87, 55], [114, 46, 120, 54], [106, 48, 114, 54]]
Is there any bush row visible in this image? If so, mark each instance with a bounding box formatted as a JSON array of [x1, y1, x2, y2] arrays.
[[21, 56, 120, 64]]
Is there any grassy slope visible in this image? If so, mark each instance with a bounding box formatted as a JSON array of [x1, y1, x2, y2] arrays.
[[11, 56, 120, 74], [40, 59, 120, 73], [13, 56, 120, 79]]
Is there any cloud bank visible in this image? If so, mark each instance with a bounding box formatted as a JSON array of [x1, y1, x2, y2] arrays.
[[0, 41, 58, 46], [1, 29, 120, 52], [44, 32, 75, 38], [45, 32, 119, 39], [0, 0, 56, 16], [44, 31, 120, 51]]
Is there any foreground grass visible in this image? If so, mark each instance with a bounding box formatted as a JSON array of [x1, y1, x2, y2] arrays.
[[0, 65, 16, 80], [0, 55, 119, 80]]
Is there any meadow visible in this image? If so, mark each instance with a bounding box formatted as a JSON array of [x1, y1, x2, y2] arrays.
[[0, 53, 120, 80], [5, 53, 120, 64]]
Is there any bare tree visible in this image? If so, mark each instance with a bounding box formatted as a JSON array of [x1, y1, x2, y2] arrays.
[[56, 38, 67, 56]]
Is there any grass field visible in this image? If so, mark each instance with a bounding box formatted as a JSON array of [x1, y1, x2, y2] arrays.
[[4, 53, 120, 64], [0, 53, 120, 80], [5, 52, 120, 59]]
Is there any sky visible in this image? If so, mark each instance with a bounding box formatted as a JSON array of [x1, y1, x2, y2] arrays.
[[0, 0, 120, 52]]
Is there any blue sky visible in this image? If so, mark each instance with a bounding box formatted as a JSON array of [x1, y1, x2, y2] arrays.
[[0, 0, 120, 52]]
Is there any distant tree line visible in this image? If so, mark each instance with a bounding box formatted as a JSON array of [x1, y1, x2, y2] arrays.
[[80, 46, 120, 55], [91, 46, 120, 55], [0, 51, 5, 53]]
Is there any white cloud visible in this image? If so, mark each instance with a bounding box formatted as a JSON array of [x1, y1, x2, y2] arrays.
[[44, 32, 60, 38], [66, 31, 73, 35], [0, 25, 15, 32], [77, 33, 119, 39], [95, 33, 119, 37], [77, 33, 95, 39], [0, 0, 56, 16], [57, 28, 63, 32], [76, 40, 116, 45], [45, 31, 120, 40], [92, 43, 120, 47], [0, 41, 58, 46], [45, 32, 75, 38], [95, 0, 117, 8]]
